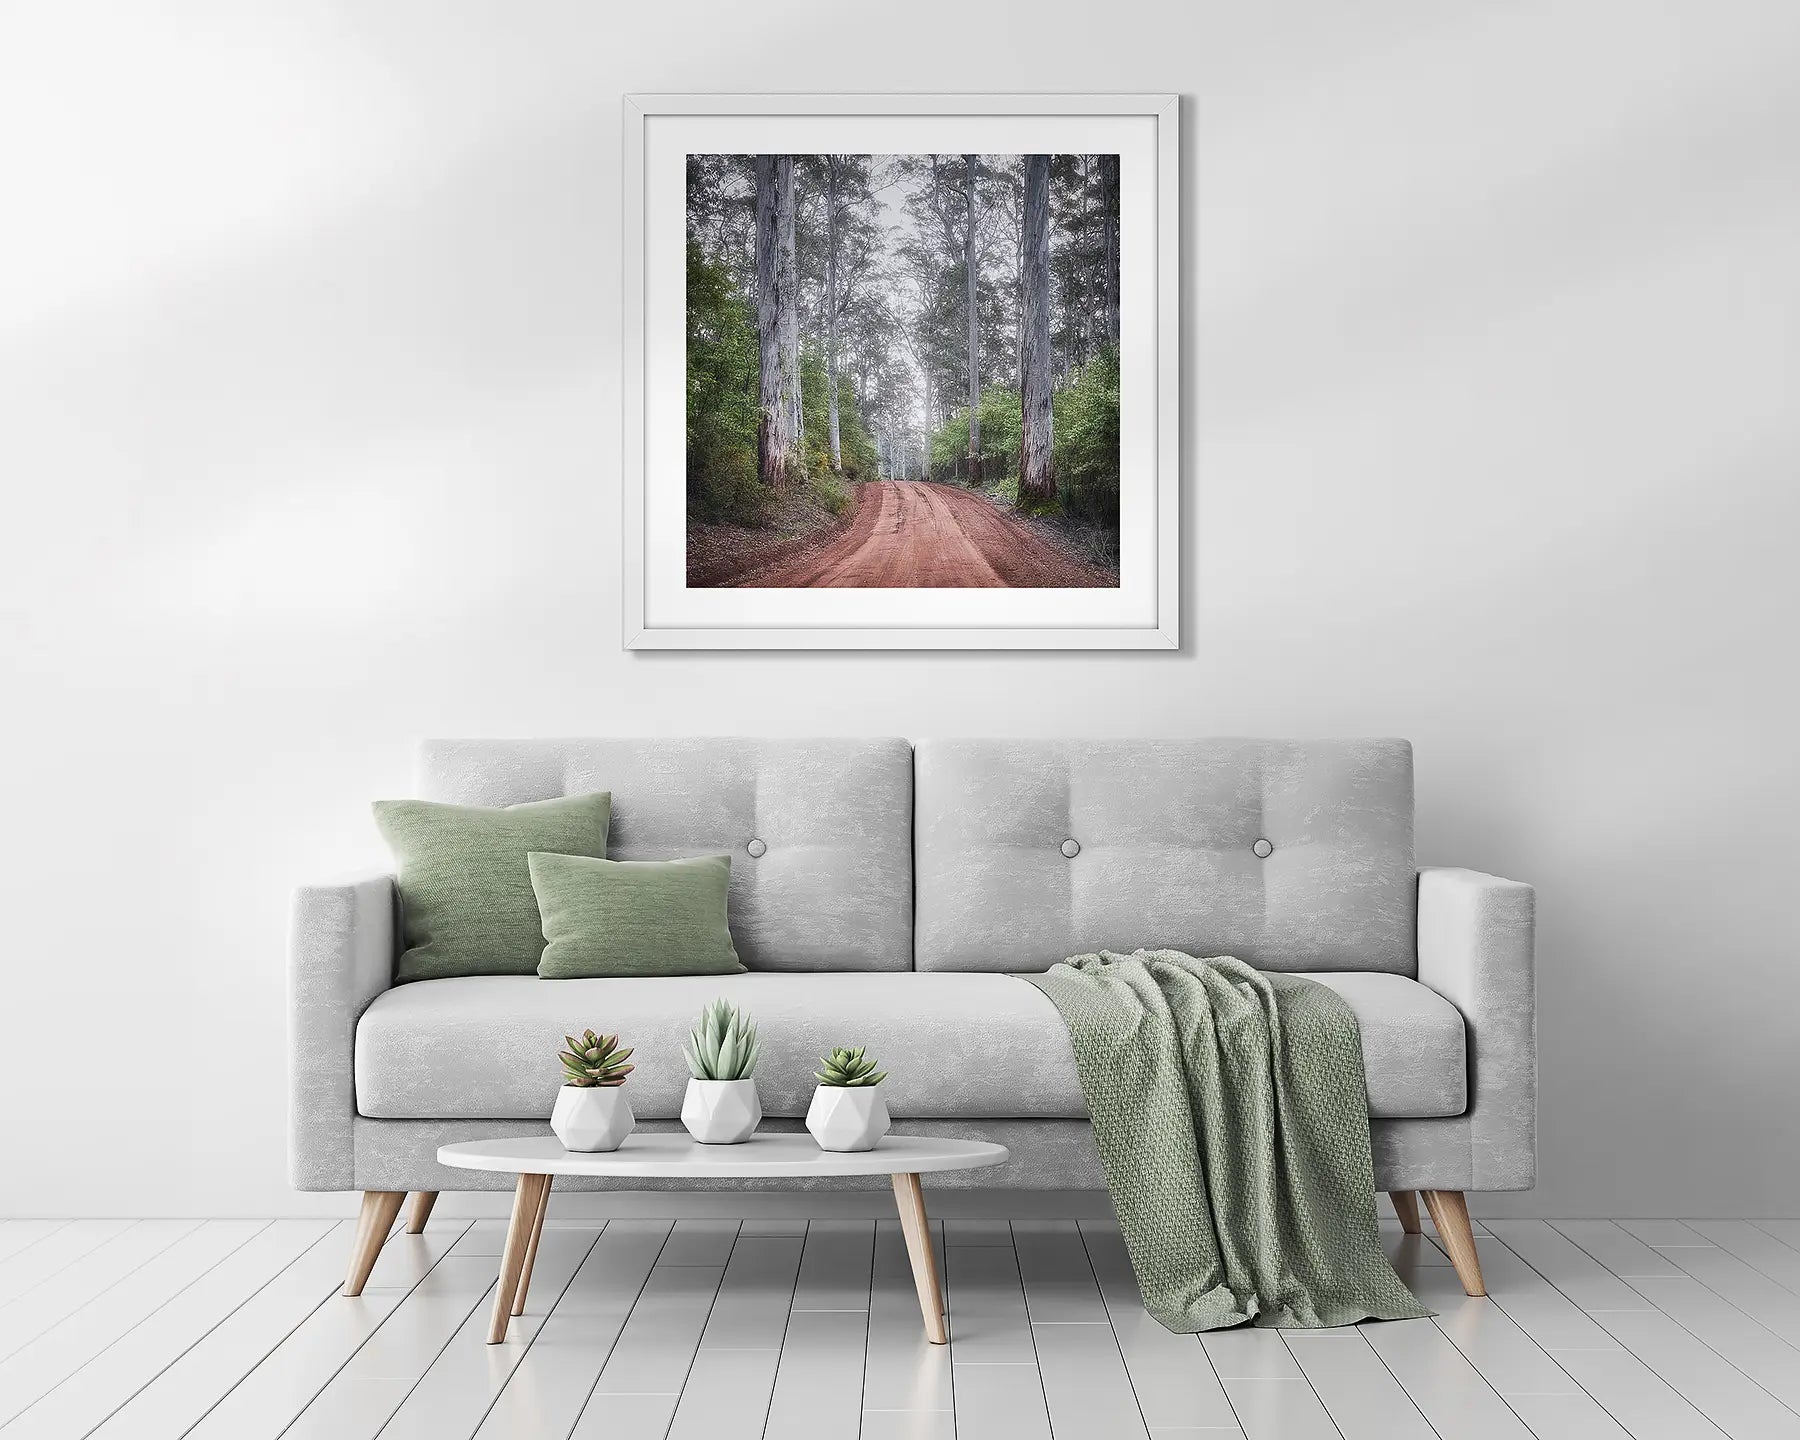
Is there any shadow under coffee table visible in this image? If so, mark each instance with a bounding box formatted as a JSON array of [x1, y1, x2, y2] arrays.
[[437, 1132, 1009, 1345]]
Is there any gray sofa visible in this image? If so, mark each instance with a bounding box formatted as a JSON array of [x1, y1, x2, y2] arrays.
[[290, 737, 1534, 1299]]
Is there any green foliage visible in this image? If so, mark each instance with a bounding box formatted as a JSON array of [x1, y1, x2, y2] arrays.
[[686, 240, 771, 527], [927, 417, 963, 478], [928, 387, 1022, 483], [559, 1030, 634, 1088], [810, 470, 850, 516], [835, 373, 879, 480], [925, 351, 1118, 523], [684, 998, 760, 1081], [814, 1046, 887, 1088], [1052, 346, 1120, 523], [798, 349, 879, 483], [798, 350, 831, 479]]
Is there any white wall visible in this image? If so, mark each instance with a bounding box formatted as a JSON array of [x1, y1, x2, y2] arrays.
[[2, 0, 1796, 1219]]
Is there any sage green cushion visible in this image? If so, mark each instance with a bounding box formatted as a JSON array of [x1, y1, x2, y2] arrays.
[[375, 792, 611, 982], [528, 851, 745, 979]]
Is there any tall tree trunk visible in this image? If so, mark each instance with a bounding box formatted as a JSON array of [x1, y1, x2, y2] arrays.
[[782, 159, 803, 446], [1014, 170, 1025, 378], [1077, 154, 1092, 367], [775, 157, 800, 482], [825, 157, 843, 470], [1102, 153, 1120, 348], [921, 376, 932, 482], [963, 153, 981, 481], [1019, 155, 1055, 509], [755, 155, 798, 489]]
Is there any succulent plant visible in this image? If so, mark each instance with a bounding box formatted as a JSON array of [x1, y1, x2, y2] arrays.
[[684, 998, 760, 1082], [559, 1030, 634, 1088], [815, 1046, 886, 1087]]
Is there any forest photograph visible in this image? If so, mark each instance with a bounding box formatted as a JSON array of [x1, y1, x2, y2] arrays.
[[685, 153, 1122, 589]]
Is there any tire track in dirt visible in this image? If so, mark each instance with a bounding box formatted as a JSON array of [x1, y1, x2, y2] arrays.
[[728, 481, 1113, 588]]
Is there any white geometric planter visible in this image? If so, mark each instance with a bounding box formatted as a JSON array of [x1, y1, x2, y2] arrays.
[[681, 1078, 762, 1144], [806, 1085, 890, 1152], [551, 1086, 635, 1153]]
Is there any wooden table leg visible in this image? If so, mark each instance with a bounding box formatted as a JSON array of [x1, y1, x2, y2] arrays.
[[488, 1173, 548, 1343], [891, 1172, 947, 1344], [510, 1174, 553, 1317]]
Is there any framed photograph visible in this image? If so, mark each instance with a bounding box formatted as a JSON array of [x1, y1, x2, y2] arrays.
[[623, 93, 1178, 649]]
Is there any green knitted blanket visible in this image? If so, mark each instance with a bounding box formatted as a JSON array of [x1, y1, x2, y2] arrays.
[[1023, 950, 1429, 1331]]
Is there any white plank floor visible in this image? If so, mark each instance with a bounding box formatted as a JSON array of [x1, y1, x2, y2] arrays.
[[1, 1213, 1798, 1437]]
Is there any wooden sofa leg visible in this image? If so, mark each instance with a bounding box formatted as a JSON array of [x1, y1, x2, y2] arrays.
[[1389, 1191, 1422, 1234], [406, 1191, 438, 1234], [344, 1191, 405, 1296], [1421, 1190, 1486, 1296]]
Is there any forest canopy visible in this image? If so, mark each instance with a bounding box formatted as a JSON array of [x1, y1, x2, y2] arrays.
[[686, 153, 1122, 542]]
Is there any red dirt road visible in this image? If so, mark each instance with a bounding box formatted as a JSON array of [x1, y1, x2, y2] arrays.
[[736, 481, 1114, 588]]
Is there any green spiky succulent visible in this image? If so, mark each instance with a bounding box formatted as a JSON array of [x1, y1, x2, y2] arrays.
[[814, 1046, 886, 1087], [684, 998, 760, 1081], [559, 1030, 634, 1088]]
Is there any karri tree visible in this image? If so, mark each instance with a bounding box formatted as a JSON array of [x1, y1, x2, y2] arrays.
[[962, 153, 981, 479], [1101, 153, 1120, 347], [1019, 154, 1055, 508], [754, 155, 801, 488], [782, 159, 802, 451], [818, 154, 879, 472]]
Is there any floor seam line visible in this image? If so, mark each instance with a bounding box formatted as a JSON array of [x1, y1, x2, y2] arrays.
[[0, 1218, 277, 1430]]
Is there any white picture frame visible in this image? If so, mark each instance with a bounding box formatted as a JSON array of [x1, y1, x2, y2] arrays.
[[623, 93, 1180, 650]]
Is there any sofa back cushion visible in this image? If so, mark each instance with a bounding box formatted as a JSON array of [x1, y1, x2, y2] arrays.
[[915, 738, 1416, 975], [417, 738, 913, 972]]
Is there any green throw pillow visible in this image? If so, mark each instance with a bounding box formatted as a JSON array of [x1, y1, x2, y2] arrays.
[[528, 851, 745, 979], [375, 792, 612, 982]]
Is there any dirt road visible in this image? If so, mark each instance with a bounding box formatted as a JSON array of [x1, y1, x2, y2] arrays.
[[736, 480, 1114, 588]]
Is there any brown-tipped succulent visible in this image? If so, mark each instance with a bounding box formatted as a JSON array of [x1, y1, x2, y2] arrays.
[[559, 1030, 634, 1088], [814, 1046, 886, 1087]]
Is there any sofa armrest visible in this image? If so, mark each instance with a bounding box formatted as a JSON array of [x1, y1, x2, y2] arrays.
[[289, 874, 397, 1189], [1416, 866, 1536, 1190]]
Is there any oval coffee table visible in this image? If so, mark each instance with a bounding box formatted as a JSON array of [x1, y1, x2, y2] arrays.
[[438, 1132, 1008, 1345]]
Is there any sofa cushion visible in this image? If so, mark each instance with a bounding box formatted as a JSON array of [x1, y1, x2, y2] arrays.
[[529, 851, 744, 978], [354, 972, 1465, 1123], [374, 791, 613, 982], [915, 739, 1418, 974], [415, 738, 913, 972]]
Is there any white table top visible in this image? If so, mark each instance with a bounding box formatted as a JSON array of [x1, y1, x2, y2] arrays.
[[437, 1133, 1009, 1178]]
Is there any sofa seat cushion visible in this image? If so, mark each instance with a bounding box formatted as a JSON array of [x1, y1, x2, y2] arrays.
[[355, 971, 1465, 1123]]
